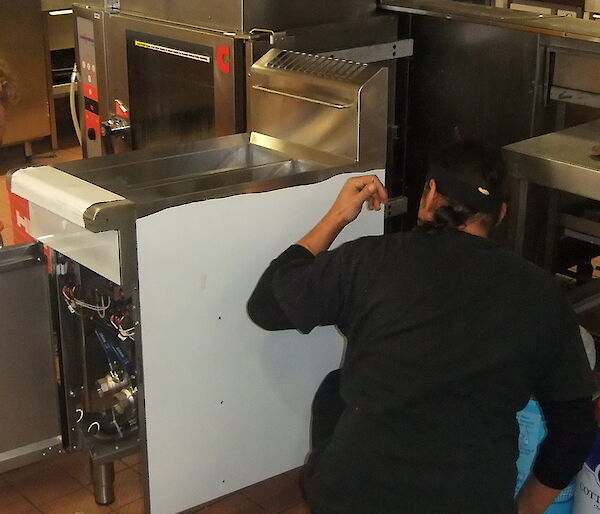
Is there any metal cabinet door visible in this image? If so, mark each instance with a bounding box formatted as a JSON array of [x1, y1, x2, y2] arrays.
[[0, 243, 62, 473]]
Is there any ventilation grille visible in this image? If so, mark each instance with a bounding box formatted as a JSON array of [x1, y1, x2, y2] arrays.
[[266, 50, 367, 81]]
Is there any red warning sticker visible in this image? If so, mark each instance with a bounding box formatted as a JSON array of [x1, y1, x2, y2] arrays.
[[9, 192, 34, 244]]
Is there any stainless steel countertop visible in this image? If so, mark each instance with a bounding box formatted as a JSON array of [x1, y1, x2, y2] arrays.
[[503, 120, 600, 200], [56, 132, 359, 220], [380, 0, 600, 43]]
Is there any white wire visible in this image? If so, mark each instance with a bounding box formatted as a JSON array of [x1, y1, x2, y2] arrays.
[[63, 287, 110, 314], [70, 64, 82, 145], [111, 409, 124, 439], [72, 295, 111, 317], [111, 315, 135, 339]]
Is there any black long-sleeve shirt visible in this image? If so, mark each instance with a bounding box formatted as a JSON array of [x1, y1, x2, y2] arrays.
[[248, 229, 596, 514]]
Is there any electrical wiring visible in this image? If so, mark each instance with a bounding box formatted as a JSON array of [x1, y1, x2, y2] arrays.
[[62, 285, 111, 318], [94, 328, 135, 374], [110, 314, 135, 340]]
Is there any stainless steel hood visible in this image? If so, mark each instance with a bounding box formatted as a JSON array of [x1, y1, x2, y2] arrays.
[[109, 0, 379, 34]]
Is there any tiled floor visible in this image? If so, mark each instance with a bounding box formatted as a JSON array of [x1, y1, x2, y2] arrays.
[[0, 451, 309, 514], [0, 451, 142, 514]]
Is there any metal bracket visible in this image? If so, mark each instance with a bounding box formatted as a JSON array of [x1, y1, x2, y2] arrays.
[[384, 196, 409, 219], [319, 39, 413, 63]]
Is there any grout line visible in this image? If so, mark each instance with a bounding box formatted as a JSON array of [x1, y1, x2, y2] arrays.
[[243, 495, 271, 513], [20, 492, 43, 513]]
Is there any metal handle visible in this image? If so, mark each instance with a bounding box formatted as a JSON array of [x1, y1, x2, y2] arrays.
[[252, 85, 351, 109]]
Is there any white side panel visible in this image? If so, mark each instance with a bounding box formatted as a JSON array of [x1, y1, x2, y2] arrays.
[[137, 171, 384, 514], [29, 204, 121, 284], [11, 166, 124, 227]]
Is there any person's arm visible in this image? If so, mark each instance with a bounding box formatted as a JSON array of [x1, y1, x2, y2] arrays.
[[297, 175, 388, 255], [517, 289, 596, 514], [248, 174, 388, 332], [516, 475, 561, 514], [516, 397, 596, 514], [247, 245, 314, 330]]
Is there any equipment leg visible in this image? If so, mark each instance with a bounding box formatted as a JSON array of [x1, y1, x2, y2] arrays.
[[91, 460, 115, 505]]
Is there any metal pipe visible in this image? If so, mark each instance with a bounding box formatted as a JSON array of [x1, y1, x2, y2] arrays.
[[91, 460, 115, 505]]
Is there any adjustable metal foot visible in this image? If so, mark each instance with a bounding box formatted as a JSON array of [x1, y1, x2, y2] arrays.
[[91, 460, 115, 505]]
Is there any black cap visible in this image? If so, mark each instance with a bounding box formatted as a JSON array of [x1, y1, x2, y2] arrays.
[[426, 164, 504, 214]]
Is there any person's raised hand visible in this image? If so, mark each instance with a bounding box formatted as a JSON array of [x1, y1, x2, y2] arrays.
[[327, 175, 388, 225]]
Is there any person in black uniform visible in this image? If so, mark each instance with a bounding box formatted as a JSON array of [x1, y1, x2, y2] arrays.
[[247, 142, 596, 514]]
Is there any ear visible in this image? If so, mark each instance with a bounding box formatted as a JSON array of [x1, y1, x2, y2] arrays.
[[424, 179, 438, 208], [496, 202, 508, 226]]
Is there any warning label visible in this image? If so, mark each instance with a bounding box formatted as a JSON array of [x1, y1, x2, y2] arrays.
[[134, 40, 211, 63]]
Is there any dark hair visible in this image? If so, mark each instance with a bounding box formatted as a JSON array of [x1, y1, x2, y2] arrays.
[[424, 141, 507, 230]]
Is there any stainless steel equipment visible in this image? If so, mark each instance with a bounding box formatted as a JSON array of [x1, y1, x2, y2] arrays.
[[503, 121, 600, 357], [59, 49, 388, 218], [504, 120, 600, 267], [73, 2, 407, 158], [3, 51, 394, 512]]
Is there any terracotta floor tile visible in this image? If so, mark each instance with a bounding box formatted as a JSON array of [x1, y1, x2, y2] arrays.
[[54, 451, 92, 486], [54, 451, 127, 487], [42, 487, 112, 514], [115, 460, 128, 472], [88, 469, 143, 510], [284, 468, 304, 488], [280, 503, 311, 514], [133, 463, 146, 476], [120, 453, 141, 468], [14, 472, 82, 510], [241, 474, 304, 514], [1, 459, 61, 487], [0, 482, 39, 513], [113, 497, 145, 514], [197, 493, 267, 514]]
